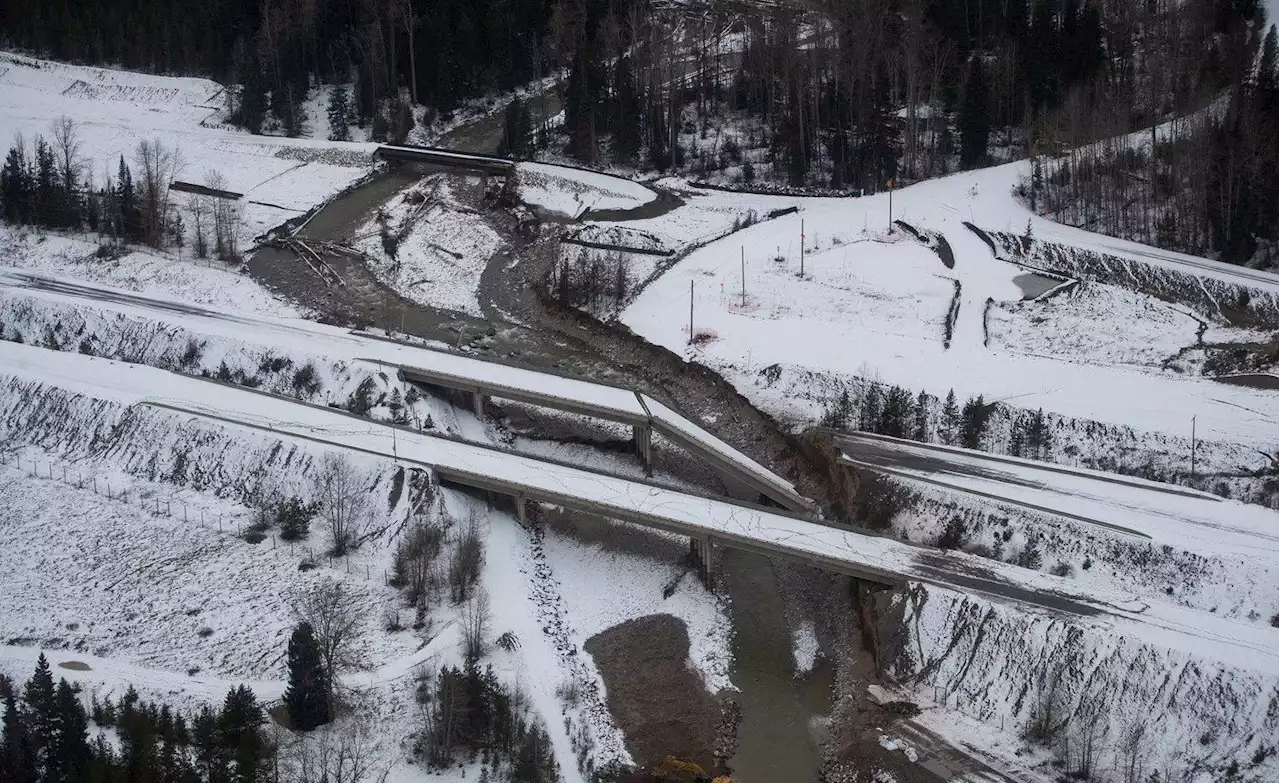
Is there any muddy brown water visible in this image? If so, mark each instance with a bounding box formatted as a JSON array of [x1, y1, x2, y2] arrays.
[[243, 139, 857, 783], [1210, 373, 1280, 389], [1012, 272, 1061, 299], [719, 547, 831, 783]]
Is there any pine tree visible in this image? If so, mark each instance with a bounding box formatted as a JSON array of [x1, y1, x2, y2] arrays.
[[881, 386, 914, 438], [960, 395, 990, 449], [190, 706, 226, 783], [33, 136, 57, 227], [1254, 26, 1274, 94], [24, 654, 55, 764], [327, 86, 352, 142], [1, 691, 38, 783], [237, 69, 268, 136], [611, 56, 642, 164], [217, 686, 266, 783], [941, 389, 960, 445], [914, 389, 930, 442], [47, 679, 91, 782], [498, 98, 533, 159], [958, 57, 990, 169], [117, 156, 140, 243], [0, 141, 33, 225], [284, 622, 330, 731], [860, 385, 884, 432]]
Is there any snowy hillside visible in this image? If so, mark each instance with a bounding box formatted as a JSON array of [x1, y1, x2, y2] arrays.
[[0, 51, 375, 246]]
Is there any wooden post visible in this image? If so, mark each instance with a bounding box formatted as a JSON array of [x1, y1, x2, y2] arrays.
[[1190, 415, 1197, 478], [688, 279, 694, 344], [799, 219, 805, 277]]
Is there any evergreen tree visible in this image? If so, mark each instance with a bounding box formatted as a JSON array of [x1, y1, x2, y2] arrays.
[[117, 156, 141, 243], [880, 386, 914, 438], [0, 691, 38, 783], [33, 136, 57, 226], [191, 706, 227, 783], [23, 654, 55, 764], [958, 57, 990, 169], [237, 70, 268, 136], [860, 384, 884, 432], [960, 395, 991, 448], [611, 56, 642, 164], [284, 622, 330, 731], [277, 497, 317, 541], [0, 141, 33, 225], [1259, 26, 1278, 105], [941, 389, 960, 445], [498, 98, 533, 159], [327, 86, 352, 142], [47, 679, 91, 782], [914, 389, 931, 442], [217, 686, 266, 783]]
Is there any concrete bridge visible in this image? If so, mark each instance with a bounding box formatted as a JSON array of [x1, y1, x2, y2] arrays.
[[373, 144, 515, 175]]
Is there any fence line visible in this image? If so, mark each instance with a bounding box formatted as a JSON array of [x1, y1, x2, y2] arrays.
[[0, 451, 387, 585]]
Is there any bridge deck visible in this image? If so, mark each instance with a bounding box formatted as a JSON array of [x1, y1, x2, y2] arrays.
[[0, 269, 807, 510], [2, 342, 1274, 675]]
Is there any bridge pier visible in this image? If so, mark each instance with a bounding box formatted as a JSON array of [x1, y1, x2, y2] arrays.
[[516, 493, 527, 524], [688, 535, 715, 585], [634, 423, 653, 476], [472, 391, 485, 418]]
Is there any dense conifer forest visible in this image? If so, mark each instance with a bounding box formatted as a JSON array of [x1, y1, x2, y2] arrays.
[[0, 0, 1274, 264]]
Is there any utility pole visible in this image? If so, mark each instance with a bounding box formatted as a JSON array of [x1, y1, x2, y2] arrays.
[[741, 246, 746, 307], [888, 178, 895, 230], [688, 279, 694, 344], [799, 219, 805, 277], [1190, 415, 1197, 478]]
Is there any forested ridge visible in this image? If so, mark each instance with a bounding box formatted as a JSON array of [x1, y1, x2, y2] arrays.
[[0, 0, 1274, 264]]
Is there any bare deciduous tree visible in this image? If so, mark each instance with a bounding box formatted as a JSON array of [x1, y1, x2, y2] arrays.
[[289, 721, 390, 783], [205, 169, 242, 261], [292, 578, 368, 706], [134, 138, 183, 248], [50, 116, 84, 193], [186, 190, 209, 259], [1118, 715, 1149, 783], [461, 591, 489, 663], [446, 511, 483, 603], [312, 453, 369, 555]]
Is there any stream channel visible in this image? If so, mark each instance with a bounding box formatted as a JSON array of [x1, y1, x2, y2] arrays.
[[246, 157, 839, 779]]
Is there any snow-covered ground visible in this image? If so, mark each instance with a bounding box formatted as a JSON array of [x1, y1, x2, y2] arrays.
[[351, 176, 501, 316], [0, 225, 298, 317], [517, 162, 657, 218], [0, 342, 732, 782], [987, 282, 1204, 369], [0, 51, 375, 248], [884, 584, 1278, 783], [621, 162, 1278, 454]]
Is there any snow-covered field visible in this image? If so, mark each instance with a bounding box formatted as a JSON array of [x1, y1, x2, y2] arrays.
[[621, 162, 1278, 455], [0, 345, 733, 782], [0, 225, 298, 317], [987, 282, 1204, 368], [0, 51, 375, 248], [517, 162, 658, 218]]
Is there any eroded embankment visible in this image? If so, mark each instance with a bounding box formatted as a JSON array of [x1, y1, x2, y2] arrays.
[[870, 585, 1279, 781]]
